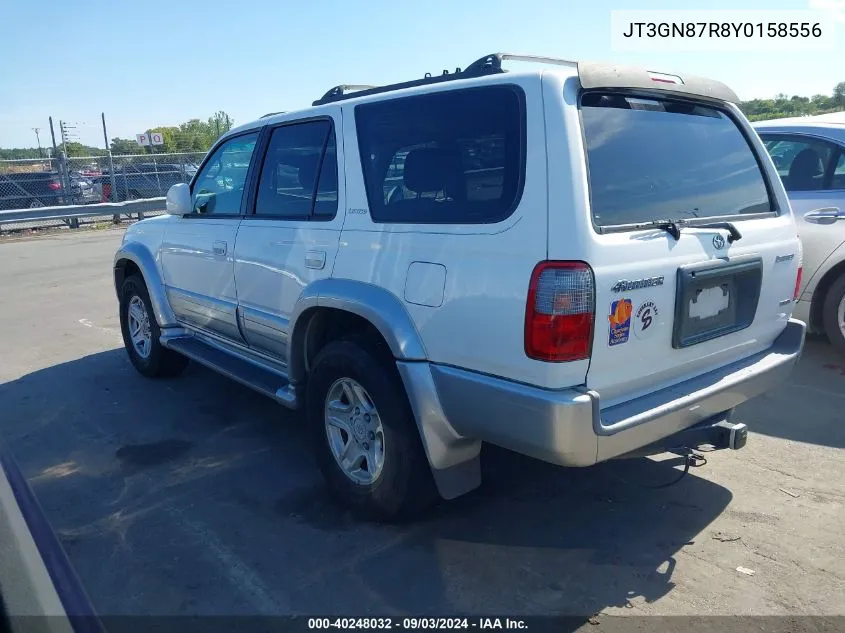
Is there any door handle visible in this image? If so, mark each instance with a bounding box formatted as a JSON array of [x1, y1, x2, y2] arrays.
[[305, 250, 326, 270], [804, 207, 843, 224], [212, 241, 227, 256]]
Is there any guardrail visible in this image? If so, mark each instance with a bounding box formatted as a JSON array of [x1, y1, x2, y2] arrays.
[[0, 198, 167, 231]]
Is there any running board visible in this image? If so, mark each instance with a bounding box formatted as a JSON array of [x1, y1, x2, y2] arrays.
[[161, 336, 298, 409]]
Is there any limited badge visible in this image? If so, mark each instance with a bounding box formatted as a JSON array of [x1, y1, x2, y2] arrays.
[[608, 298, 633, 346], [634, 300, 659, 340]]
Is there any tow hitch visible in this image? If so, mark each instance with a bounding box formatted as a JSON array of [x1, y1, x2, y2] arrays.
[[621, 416, 748, 459], [617, 416, 749, 488]]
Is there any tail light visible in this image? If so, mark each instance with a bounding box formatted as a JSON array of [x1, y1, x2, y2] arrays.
[[793, 266, 803, 301], [102, 183, 112, 202], [47, 181, 62, 191], [525, 261, 595, 362]]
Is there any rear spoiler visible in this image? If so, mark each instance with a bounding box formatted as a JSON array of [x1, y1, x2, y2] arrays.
[[577, 60, 740, 104]]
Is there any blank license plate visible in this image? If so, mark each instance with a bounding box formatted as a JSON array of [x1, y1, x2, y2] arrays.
[[673, 257, 762, 349], [689, 285, 731, 320]]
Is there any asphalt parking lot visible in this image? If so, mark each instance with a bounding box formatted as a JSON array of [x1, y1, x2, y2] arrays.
[[0, 229, 843, 626]]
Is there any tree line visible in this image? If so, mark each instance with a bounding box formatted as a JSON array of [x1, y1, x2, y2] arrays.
[[739, 81, 845, 121], [0, 111, 234, 160]]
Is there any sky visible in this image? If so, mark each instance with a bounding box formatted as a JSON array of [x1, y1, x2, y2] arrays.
[[0, 0, 843, 150]]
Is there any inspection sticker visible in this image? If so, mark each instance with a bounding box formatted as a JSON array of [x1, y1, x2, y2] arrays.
[[608, 299, 633, 346]]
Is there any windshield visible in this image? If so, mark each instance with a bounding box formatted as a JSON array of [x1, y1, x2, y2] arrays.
[[581, 92, 773, 228]]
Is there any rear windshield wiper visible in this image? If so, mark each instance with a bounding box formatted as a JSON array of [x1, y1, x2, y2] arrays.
[[601, 218, 743, 243], [679, 220, 743, 243], [602, 219, 682, 240]]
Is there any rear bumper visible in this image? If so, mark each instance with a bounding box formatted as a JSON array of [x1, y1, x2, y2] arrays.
[[427, 319, 805, 467]]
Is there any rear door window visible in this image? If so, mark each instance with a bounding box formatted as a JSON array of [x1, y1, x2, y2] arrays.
[[581, 93, 774, 228], [355, 85, 524, 224], [254, 120, 338, 220], [760, 135, 839, 191]]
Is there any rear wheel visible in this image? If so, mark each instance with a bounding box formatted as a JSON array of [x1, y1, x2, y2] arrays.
[[119, 275, 189, 378], [306, 338, 437, 521], [822, 274, 845, 354]]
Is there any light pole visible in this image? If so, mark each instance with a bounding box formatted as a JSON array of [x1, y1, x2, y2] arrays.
[[32, 127, 43, 158]]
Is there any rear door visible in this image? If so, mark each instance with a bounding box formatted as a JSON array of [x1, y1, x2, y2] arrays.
[[758, 133, 845, 298], [233, 110, 344, 361], [564, 91, 800, 405]]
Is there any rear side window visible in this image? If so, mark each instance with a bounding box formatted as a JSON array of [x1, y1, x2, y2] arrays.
[[355, 85, 524, 224], [760, 135, 839, 192], [581, 93, 773, 228]]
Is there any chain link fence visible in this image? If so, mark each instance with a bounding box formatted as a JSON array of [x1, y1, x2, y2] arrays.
[[0, 110, 234, 233], [1, 158, 67, 210], [1, 151, 208, 233], [68, 152, 206, 203]]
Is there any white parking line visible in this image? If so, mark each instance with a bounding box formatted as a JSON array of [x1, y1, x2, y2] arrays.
[[167, 504, 290, 614], [78, 318, 120, 335]]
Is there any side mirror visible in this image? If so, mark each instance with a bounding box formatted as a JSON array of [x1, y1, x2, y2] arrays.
[[166, 183, 192, 215]]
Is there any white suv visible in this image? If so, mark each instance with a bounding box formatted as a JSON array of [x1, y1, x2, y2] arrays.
[[114, 54, 806, 520]]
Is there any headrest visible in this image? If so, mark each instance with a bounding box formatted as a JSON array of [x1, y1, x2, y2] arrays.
[[789, 148, 822, 178], [403, 148, 449, 193]]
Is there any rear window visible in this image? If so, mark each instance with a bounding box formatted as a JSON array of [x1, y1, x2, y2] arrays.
[[581, 93, 773, 228], [355, 85, 524, 224]]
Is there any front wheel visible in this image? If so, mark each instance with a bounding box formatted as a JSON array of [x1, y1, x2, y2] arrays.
[[822, 274, 845, 354], [119, 275, 189, 378], [306, 338, 436, 521]]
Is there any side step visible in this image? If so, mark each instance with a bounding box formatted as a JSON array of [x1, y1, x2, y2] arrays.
[[162, 336, 298, 408]]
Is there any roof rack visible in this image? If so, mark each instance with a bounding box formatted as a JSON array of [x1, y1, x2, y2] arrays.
[[311, 53, 578, 106], [261, 111, 287, 118], [314, 85, 378, 106], [310, 53, 739, 108]]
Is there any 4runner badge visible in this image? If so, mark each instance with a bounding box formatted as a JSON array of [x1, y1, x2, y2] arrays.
[[611, 277, 664, 293]]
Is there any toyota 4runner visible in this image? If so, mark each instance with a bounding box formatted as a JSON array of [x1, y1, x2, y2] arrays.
[[114, 53, 806, 520]]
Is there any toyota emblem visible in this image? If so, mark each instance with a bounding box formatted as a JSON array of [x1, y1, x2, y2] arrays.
[[713, 234, 726, 250]]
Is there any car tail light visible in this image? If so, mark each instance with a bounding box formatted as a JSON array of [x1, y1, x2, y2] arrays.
[[47, 181, 62, 191], [793, 266, 803, 301], [102, 183, 112, 202], [525, 261, 595, 362]]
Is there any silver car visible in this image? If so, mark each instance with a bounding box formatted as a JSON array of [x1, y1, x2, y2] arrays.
[[754, 116, 845, 354]]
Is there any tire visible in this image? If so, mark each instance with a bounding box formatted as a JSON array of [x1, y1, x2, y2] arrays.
[[821, 274, 845, 355], [306, 337, 437, 522], [119, 275, 189, 378]]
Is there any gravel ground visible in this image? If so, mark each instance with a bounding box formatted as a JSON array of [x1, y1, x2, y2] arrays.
[[0, 230, 842, 631]]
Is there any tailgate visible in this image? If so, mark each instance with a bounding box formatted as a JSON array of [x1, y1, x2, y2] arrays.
[[576, 92, 801, 405]]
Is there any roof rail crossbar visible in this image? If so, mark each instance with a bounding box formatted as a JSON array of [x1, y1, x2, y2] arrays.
[[311, 52, 579, 106], [463, 52, 578, 75], [315, 84, 378, 104]]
